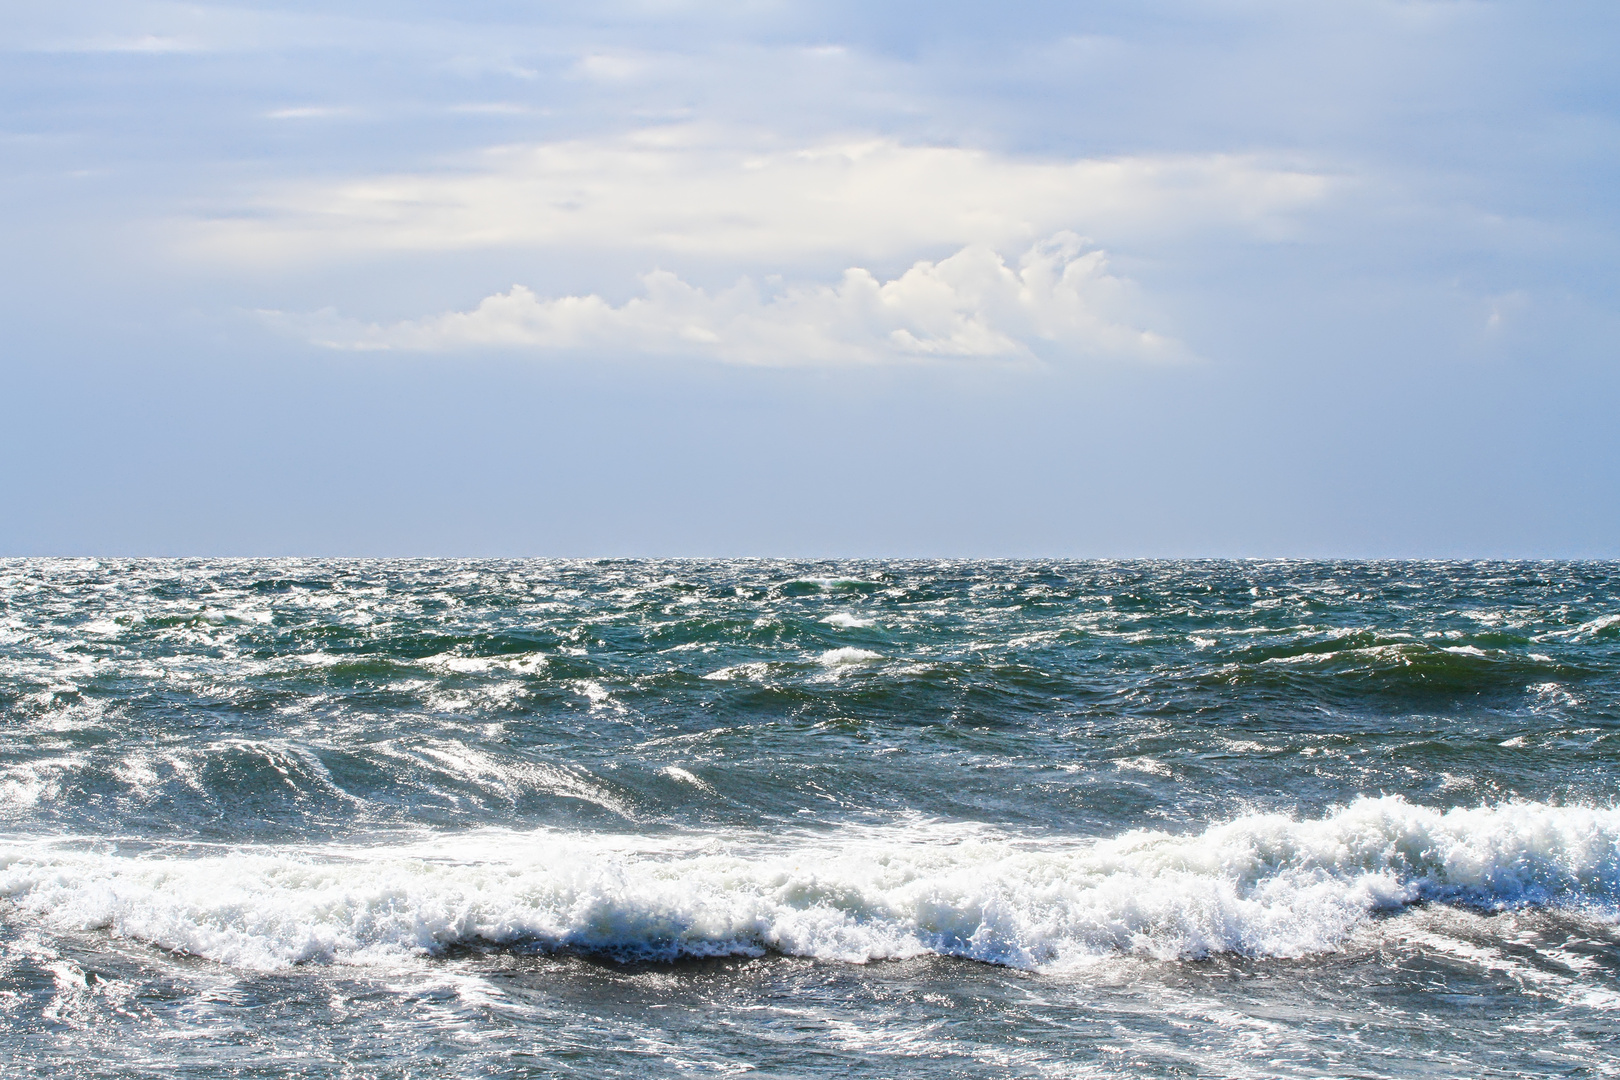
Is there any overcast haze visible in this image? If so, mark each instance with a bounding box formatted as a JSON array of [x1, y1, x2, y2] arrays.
[[3, 1, 1617, 556]]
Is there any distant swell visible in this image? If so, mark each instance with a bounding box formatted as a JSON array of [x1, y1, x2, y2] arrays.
[[3, 797, 1617, 972]]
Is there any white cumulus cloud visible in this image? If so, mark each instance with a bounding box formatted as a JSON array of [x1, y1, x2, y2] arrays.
[[262, 233, 1186, 366]]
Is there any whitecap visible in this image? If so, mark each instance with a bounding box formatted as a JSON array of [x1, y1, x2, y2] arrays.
[[817, 647, 882, 666], [701, 662, 773, 682], [662, 766, 714, 793], [3, 796, 1615, 973]]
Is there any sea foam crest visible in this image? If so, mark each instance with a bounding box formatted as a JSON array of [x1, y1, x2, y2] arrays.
[[1, 796, 1616, 972]]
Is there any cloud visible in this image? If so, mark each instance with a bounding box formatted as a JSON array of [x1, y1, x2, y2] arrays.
[[262, 233, 1185, 366], [188, 125, 1331, 266], [263, 106, 356, 121], [67, 34, 203, 53], [573, 52, 647, 81]]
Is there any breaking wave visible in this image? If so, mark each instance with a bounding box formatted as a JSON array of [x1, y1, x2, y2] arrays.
[[3, 796, 1615, 972]]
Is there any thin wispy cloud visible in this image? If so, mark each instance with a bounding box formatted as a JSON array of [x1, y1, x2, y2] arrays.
[[5, 3, 536, 62], [263, 106, 357, 121], [185, 126, 1333, 266], [45, 34, 205, 54]]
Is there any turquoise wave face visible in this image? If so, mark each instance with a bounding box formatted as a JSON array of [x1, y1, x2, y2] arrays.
[[2, 559, 1619, 1078]]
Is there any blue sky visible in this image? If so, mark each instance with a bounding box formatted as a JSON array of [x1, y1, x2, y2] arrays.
[[3, 0, 1617, 556]]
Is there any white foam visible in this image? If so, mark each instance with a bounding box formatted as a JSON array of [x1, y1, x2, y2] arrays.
[[419, 651, 548, 675], [379, 740, 636, 820], [817, 647, 882, 666], [662, 766, 714, 793], [573, 679, 613, 706], [1542, 613, 1620, 640], [701, 662, 773, 682], [821, 612, 876, 629], [790, 578, 874, 591], [2, 797, 1616, 973]]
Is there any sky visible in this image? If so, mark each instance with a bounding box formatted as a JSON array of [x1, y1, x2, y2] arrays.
[[2, 0, 1617, 557]]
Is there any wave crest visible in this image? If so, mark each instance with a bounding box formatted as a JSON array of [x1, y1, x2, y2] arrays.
[[2, 796, 1616, 972]]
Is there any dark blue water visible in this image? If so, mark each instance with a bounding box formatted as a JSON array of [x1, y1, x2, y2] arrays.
[[2, 559, 1618, 1077]]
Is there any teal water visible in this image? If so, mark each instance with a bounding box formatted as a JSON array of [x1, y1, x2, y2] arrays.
[[2, 559, 1618, 1077]]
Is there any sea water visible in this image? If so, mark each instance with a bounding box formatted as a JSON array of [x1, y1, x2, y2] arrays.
[[1, 559, 1617, 1077]]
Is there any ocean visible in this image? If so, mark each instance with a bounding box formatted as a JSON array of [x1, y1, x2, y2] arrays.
[[1, 558, 1617, 1077]]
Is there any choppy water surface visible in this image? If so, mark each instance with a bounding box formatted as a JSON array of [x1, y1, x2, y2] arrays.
[[2, 559, 1618, 1077]]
